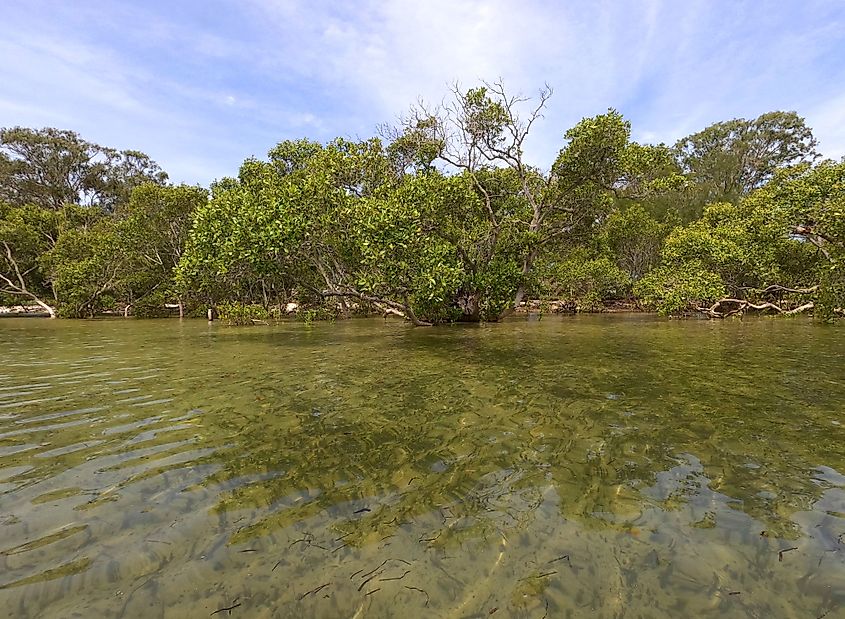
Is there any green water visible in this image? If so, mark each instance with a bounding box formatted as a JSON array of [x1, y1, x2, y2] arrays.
[[0, 316, 842, 618]]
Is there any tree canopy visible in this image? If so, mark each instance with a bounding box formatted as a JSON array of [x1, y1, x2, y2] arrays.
[[1, 84, 840, 322]]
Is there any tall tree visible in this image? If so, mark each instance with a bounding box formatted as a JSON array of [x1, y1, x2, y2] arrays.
[[0, 127, 167, 211], [390, 82, 676, 316], [673, 111, 818, 218]]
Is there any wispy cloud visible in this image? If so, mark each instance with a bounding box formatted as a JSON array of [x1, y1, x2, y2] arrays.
[[1, 1, 843, 184]]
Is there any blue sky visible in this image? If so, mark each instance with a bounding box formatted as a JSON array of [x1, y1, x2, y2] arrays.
[[2, 1, 844, 185]]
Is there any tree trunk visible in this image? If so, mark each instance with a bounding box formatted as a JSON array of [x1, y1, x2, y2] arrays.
[[1, 241, 57, 318], [30, 295, 56, 318], [457, 292, 481, 322]]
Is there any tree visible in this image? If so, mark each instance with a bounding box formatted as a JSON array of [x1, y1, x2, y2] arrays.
[[0, 127, 167, 211], [673, 111, 818, 219], [0, 202, 60, 316], [747, 160, 845, 318], [42, 218, 125, 317], [534, 248, 632, 311], [179, 83, 679, 325], [119, 184, 207, 316], [18, 184, 206, 318], [178, 139, 389, 318], [634, 160, 844, 318], [602, 205, 669, 281], [389, 82, 675, 319]]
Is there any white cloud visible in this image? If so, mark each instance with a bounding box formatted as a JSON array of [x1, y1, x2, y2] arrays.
[[1, 0, 843, 184]]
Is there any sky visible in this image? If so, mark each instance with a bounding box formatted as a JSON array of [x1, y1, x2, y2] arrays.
[[2, 0, 844, 186]]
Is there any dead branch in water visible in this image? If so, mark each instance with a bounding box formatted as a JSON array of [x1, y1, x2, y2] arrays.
[[698, 298, 814, 319]]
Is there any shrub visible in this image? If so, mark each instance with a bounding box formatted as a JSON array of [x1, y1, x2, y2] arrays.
[[634, 261, 726, 315], [217, 302, 269, 325]]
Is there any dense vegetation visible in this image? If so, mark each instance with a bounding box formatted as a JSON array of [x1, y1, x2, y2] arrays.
[[1, 83, 842, 322]]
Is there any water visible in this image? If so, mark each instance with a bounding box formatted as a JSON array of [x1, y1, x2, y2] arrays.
[[0, 315, 842, 618]]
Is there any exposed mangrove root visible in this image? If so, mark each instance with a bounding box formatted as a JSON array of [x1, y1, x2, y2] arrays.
[[320, 288, 432, 326], [698, 298, 814, 318]]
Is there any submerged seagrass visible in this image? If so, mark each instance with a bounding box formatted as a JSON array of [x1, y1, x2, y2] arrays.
[[0, 316, 843, 617]]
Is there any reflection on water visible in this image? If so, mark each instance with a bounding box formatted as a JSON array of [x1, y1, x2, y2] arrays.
[[0, 315, 843, 618]]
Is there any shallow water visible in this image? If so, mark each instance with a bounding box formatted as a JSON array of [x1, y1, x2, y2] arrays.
[[0, 315, 843, 618]]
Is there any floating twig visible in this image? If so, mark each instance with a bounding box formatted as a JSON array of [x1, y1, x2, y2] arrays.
[[145, 539, 171, 545], [364, 588, 381, 596], [379, 570, 411, 582], [778, 547, 798, 562], [354, 507, 371, 514]]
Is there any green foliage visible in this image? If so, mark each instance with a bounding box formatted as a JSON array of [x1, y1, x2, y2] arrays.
[[295, 307, 337, 324], [1, 96, 836, 322], [602, 205, 668, 280], [0, 126, 166, 211], [45, 218, 125, 317], [744, 160, 845, 316], [0, 202, 60, 307], [673, 111, 818, 219], [217, 302, 270, 325], [538, 250, 631, 311], [636, 160, 844, 318], [386, 116, 443, 173], [635, 262, 726, 315], [660, 202, 782, 291], [131, 290, 173, 318], [120, 183, 207, 311]]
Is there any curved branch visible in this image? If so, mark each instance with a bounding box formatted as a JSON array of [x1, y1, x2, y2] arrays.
[[321, 288, 432, 326], [698, 297, 814, 318], [1, 241, 56, 317]]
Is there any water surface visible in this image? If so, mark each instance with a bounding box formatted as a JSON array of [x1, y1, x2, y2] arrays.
[[0, 316, 843, 618]]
